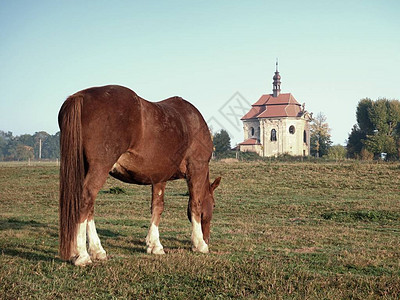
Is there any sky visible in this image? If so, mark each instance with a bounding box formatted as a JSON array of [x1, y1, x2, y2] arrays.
[[1, 0, 399, 146]]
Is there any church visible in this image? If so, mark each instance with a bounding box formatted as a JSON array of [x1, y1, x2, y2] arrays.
[[239, 63, 312, 157]]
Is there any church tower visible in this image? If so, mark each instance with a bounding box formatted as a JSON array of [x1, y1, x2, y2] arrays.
[[272, 59, 281, 97]]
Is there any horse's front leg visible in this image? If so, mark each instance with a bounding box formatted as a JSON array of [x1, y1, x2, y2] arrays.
[[146, 182, 166, 254], [186, 166, 209, 254], [190, 213, 209, 253]]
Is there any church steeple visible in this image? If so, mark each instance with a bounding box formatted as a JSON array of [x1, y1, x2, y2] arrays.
[[272, 59, 281, 97]]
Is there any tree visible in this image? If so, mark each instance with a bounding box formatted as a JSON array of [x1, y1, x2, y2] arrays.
[[348, 98, 400, 159], [0, 131, 6, 160], [310, 112, 332, 157], [42, 132, 60, 159], [16, 144, 34, 161], [363, 133, 397, 157], [213, 129, 231, 156], [356, 98, 374, 135], [18, 134, 35, 148], [4, 134, 18, 160], [346, 125, 365, 158]]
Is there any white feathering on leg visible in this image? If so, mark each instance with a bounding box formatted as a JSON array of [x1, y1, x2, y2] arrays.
[[87, 219, 107, 261], [191, 216, 209, 253], [146, 223, 165, 255], [72, 219, 92, 266]]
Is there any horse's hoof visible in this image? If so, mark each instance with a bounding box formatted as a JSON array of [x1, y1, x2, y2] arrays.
[[153, 247, 165, 255], [192, 243, 209, 254], [72, 253, 92, 266], [147, 246, 165, 255], [90, 250, 107, 261]]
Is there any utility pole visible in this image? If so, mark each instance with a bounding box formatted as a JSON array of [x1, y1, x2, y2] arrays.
[[39, 138, 42, 161]]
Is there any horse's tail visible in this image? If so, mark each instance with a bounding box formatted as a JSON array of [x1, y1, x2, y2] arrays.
[[58, 94, 84, 260]]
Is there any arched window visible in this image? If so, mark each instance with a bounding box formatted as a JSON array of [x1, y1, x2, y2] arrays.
[[250, 127, 255, 136], [289, 125, 295, 134], [303, 130, 307, 144], [270, 129, 277, 141]]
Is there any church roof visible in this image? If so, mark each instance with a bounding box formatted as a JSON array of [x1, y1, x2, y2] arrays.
[[239, 138, 261, 145], [253, 93, 298, 106], [241, 93, 302, 120], [241, 106, 265, 120]]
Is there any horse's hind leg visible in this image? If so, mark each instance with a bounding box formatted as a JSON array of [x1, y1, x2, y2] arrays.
[[146, 182, 166, 255], [87, 218, 107, 261], [72, 219, 91, 266], [72, 166, 109, 266]]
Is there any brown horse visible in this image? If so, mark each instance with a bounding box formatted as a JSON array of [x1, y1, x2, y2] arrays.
[[58, 85, 221, 266]]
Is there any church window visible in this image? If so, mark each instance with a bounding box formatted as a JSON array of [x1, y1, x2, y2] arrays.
[[250, 127, 255, 136], [303, 130, 307, 143], [270, 129, 277, 141], [289, 125, 295, 134]]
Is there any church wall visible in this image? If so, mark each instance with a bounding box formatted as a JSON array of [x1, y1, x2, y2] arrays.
[[239, 144, 262, 155], [260, 117, 310, 157], [243, 120, 260, 141]]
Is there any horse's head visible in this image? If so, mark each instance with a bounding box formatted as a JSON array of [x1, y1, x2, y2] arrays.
[[201, 176, 221, 244]]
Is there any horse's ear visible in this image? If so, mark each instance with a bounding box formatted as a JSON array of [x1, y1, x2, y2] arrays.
[[211, 177, 221, 191]]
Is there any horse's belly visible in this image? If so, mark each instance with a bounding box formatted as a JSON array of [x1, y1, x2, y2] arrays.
[[109, 162, 153, 184], [109, 152, 185, 185]]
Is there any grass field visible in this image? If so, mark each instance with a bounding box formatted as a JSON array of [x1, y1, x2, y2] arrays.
[[1, 160, 400, 299]]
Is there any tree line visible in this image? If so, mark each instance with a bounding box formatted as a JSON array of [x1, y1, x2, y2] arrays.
[[0, 131, 60, 161]]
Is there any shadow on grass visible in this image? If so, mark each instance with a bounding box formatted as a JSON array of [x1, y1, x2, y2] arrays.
[[112, 237, 193, 255], [112, 238, 148, 254], [162, 236, 192, 248], [0, 217, 44, 230], [1, 247, 61, 263], [0, 217, 59, 238], [169, 191, 190, 197], [97, 228, 124, 238]]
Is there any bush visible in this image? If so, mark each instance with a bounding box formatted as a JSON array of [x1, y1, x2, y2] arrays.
[[327, 144, 347, 161], [360, 148, 374, 160]]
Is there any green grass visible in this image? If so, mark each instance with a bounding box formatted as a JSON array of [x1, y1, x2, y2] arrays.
[[1, 160, 400, 299]]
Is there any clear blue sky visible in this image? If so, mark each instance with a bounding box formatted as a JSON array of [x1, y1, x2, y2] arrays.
[[1, 0, 399, 145]]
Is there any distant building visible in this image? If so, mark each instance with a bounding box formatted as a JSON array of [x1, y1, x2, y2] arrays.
[[239, 62, 312, 157]]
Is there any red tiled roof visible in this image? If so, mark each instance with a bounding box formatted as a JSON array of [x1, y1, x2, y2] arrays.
[[239, 138, 261, 145], [241, 106, 265, 120], [253, 93, 298, 106], [241, 93, 302, 120], [257, 103, 302, 118]]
